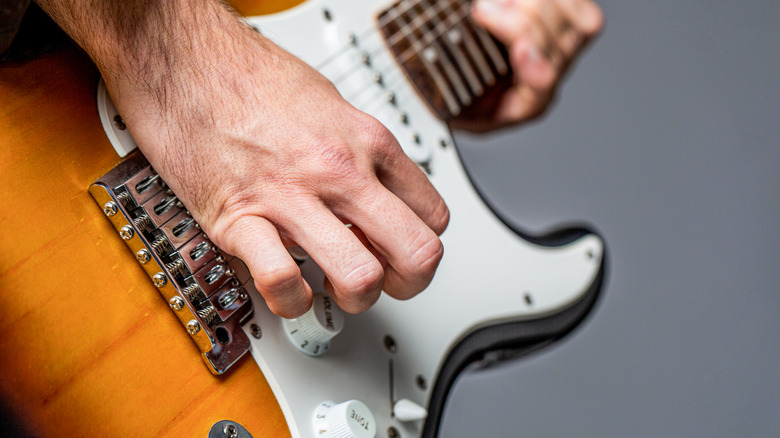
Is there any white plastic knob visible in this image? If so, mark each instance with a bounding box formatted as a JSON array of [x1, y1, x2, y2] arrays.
[[312, 400, 376, 438], [283, 294, 344, 356]]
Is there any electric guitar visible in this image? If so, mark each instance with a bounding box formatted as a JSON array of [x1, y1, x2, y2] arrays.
[[0, 0, 606, 437]]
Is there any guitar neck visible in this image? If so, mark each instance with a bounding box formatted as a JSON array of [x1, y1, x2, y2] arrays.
[[378, 0, 510, 121]]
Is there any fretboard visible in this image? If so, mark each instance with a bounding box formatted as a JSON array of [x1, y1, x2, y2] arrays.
[[377, 0, 510, 121]]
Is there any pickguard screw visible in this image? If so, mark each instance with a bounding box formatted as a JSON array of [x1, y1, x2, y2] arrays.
[[223, 423, 238, 438], [186, 320, 201, 335], [322, 8, 332, 22], [250, 324, 262, 339], [384, 335, 397, 353], [416, 375, 427, 390], [152, 273, 167, 288], [113, 115, 126, 130], [388, 426, 401, 438], [103, 202, 118, 217], [169, 296, 184, 311], [136, 249, 151, 264], [119, 225, 134, 240]]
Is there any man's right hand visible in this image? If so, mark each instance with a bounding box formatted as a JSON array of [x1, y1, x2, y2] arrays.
[[36, 0, 449, 318]]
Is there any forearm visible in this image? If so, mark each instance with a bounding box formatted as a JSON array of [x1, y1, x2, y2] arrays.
[[34, 0, 263, 104]]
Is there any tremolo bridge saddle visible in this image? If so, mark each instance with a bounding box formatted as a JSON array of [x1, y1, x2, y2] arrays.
[[89, 151, 253, 375]]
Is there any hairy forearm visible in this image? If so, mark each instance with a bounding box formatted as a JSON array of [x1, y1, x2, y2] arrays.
[[34, 0, 262, 104]]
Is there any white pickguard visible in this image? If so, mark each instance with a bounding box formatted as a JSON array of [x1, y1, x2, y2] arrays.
[[96, 1, 605, 437]]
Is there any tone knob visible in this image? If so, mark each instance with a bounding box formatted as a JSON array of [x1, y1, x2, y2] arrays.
[[312, 400, 376, 438], [283, 293, 344, 356]]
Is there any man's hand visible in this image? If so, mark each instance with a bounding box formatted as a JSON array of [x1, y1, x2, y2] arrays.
[[36, 0, 448, 318], [456, 0, 603, 131]]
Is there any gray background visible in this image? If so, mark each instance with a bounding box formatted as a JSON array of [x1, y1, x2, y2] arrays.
[[441, 0, 780, 436]]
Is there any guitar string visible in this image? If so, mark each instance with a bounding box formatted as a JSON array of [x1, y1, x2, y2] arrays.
[[316, 0, 469, 77], [339, 11, 480, 106], [327, 6, 472, 93], [303, 1, 485, 117]]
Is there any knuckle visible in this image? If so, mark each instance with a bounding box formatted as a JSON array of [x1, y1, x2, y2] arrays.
[[580, 2, 605, 35], [361, 115, 399, 158], [339, 260, 384, 299], [253, 261, 301, 292], [407, 235, 444, 278], [315, 145, 360, 182]]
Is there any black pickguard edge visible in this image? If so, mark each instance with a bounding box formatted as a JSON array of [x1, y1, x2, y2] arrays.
[[419, 143, 610, 437]]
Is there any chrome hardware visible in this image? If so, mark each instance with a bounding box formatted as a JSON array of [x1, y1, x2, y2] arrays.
[[150, 235, 172, 257], [207, 420, 253, 438], [250, 324, 262, 339], [115, 190, 133, 208], [113, 115, 126, 130], [218, 287, 242, 309], [90, 151, 254, 375], [187, 319, 201, 335], [152, 273, 167, 288], [182, 283, 203, 302], [205, 264, 227, 285], [384, 335, 397, 353], [224, 424, 238, 438], [360, 51, 371, 66], [136, 249, 151, 264], [154, 195, 178, 216], [190, 241, 211, 261], [416, 375, 427, 390], [169, 296, 185, 311], [133, 213, 152, 231], [135, 173, 160, 194], [119, 225, 134, 240], [172, 217, 195, 237], [166, 257, 188, 278], [198, 306, 219, 326], [103, 202, 118, 217]]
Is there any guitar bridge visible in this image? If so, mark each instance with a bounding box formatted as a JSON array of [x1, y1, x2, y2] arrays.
[[89, 150, 253, 375]]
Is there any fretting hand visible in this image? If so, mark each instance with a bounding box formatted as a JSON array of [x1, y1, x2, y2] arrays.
[[456, 0, 603, 130]]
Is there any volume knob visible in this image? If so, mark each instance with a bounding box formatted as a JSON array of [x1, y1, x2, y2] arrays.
[[312, 400, 376, 438], [283, 293, 344, 356]]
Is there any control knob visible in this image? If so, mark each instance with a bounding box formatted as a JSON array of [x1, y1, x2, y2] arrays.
[[283, 293, 344, 356], [312, 400, 376, 438]]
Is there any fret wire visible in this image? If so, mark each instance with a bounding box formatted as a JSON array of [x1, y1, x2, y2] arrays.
[[339, 0, 469, 78], [459, 20, 497, 86], [420, 0, 484, 96], [390, 5, 462, 115], [468, 15, 509, 75], [394, 7, 469, 66], [377, 0, 440, 28], [400, 0, 473, 105], [383, 0, 458, 49]]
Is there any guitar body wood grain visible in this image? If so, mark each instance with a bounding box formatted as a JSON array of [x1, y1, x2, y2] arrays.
[[0, 1, 303, 436]]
